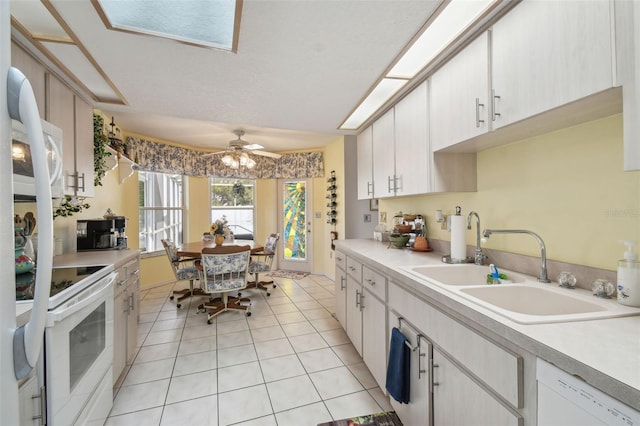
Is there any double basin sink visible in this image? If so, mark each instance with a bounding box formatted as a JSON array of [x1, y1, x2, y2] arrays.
[[400, 264, 640, 324]]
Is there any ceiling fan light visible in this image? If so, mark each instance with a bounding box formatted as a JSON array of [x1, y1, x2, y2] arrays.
[[239, 152, 249, 166], [246, 157, 256, 169], [230, 158, 240, 169], [221, 154, 234, 166]]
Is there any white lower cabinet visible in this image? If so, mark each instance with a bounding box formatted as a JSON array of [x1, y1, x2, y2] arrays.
[[388, 311, 431, 426], [334, 253, 347, 330], [18, 374, 44, 426], [361, 286, 387, 389], [432, 348, 521, 426], [113, 256, 140, 386], [345, 273, 363, 356]]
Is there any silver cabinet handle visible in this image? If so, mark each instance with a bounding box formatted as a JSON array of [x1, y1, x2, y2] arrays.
[[348, 266, 356, 272], [355, 290, 361, 307], [32, 385, 46, 424], [417, 335, 426, 379], [340, 276, 346, 290], [431, 360, 440, 388], [359, 291, 365, 311], [367, 181, 373, 196], [129, 293, 134, 311], [387, 176, 394, 193], [475, 98, 485, 128], [492, 89, 501, 121], [336, 256, 343, 262], [365, 278, 375, 286]]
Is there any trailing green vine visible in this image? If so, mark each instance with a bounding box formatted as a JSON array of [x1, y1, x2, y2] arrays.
[[93, 113, 111, 187], [53, 196, 91, 219]]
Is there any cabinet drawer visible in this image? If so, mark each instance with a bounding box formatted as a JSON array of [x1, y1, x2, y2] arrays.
[[346, 257, 362, 283], [363, 266, 386, 301], [389, 282, 523, 409], [335, 251, 346, 270]]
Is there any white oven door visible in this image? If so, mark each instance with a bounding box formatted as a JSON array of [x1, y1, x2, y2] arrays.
[[45, 272, 116, 426]]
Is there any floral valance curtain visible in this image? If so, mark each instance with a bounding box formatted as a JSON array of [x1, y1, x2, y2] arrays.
[[126, 136, 324, 178]]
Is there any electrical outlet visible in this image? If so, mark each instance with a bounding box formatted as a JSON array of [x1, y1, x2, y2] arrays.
[[380, 212, 387, 223], [364, 214, 371, 223], [441, 215, 449, 229]]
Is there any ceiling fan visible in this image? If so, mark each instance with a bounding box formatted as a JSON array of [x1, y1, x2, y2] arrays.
[[206, 130, 282, 159]]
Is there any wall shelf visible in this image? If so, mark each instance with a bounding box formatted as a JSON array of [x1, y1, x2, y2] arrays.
[[105, 146, 138, 184]]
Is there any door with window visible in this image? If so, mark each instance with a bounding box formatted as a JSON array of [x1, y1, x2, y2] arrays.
[[278, 179, 312, 273]]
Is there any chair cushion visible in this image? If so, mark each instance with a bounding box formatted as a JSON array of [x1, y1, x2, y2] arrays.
[[264, 235, 278, 254], [248, 261, 271, 273], [176, 265, 199, 280]]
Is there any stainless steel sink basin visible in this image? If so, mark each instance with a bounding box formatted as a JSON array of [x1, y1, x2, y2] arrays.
[[457, 284, 640, 324], [403, 264, 526, 286]]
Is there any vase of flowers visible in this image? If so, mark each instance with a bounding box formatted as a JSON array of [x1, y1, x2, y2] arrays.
[[210, 216, 230, 247]]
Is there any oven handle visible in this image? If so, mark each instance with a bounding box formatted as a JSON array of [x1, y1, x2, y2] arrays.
[[47, 272, 117, 325]]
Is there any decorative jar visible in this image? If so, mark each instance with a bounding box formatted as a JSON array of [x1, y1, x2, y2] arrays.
[[214, 234, 225, 247]]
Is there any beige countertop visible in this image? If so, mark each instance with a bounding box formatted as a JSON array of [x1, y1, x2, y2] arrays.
[[335, 239, 640, 411], [16, 249, 140, 327]]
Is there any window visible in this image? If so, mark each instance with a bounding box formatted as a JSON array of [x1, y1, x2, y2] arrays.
[[139, 171, 184, 253], [210, 178, 255, 241]]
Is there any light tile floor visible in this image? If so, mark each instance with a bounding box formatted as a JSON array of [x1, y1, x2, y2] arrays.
[[106, 274, 392, 426]]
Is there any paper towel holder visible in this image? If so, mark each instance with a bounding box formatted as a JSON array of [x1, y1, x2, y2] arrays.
[[442, 254, 474, 264]]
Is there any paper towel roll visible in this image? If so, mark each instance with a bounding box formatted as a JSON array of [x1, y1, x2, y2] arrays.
[[450, 215, 467, 261]]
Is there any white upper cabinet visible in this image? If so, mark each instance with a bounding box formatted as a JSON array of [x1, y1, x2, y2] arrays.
[[430, 32, 490, 151], [491, 0, 613, 129], [615, 0, 640, 171], [74, 96, 95, 197], [372, 108, 396, 199], [356, 126, 374, 200], [394, 81, 430, 196]]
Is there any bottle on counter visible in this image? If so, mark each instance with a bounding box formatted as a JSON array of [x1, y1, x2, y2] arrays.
[[617, 240, 640, 307]]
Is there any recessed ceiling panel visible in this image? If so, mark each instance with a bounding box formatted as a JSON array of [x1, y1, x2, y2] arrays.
[[10, 0, 71, 42], [43, 41, 122, 102], [96, 0, 239, 50]]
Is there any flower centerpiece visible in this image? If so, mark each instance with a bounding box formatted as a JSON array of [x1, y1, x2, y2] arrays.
[[210, 216, 231, 246]]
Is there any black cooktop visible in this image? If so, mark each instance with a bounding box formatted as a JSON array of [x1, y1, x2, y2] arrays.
[[15, 265, 107, 302]]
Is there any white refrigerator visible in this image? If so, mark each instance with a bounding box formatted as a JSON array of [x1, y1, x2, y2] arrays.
[[1, 2, 54, 424]]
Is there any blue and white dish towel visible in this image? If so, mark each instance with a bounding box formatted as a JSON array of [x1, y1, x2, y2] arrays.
[[386, 327, 411, 404]]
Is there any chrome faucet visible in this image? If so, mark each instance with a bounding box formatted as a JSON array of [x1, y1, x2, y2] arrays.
[[467, 211, 487, 265], [481, 229, 551, 283]]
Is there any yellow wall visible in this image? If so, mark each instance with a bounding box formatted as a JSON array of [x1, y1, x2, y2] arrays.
[[320, 136, 347, 275], [379, 114, 640, 271]]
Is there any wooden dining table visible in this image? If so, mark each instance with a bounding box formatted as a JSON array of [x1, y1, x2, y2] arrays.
[[177, 240, 263, 258]]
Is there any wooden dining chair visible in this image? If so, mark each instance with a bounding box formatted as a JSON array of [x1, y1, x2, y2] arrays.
[[246, 233, 279, 296], [161, 239, 207, 308], [196, 245, 252, 323]]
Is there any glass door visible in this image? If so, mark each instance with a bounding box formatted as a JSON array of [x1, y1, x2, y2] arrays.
[[278, 179, 312, 273]]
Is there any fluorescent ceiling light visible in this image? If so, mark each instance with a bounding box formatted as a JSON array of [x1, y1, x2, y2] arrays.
[[340, 0, 494, 130], [388, 0, 493, 79], [340, 78, 408, 130], [96, 0, 239, 51]]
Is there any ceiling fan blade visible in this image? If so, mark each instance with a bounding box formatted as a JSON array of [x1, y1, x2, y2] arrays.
[[252, 150, 282, 159], [244, 143, 264, 150], [203, 150, 228, 157]]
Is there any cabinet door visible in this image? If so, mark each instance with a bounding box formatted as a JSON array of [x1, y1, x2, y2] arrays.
[[372, 108, 396, 198], [113, 287, 128, 386], [18, 374, 42, 426], [11, 42, 46, 119], [335, 267, 347, 330], [394, 81, 430, 196], [492, 1, 613, 129], [356, 126, 374, 200], [74, 96, 95, 197], [430, 32, 489, 151], [48, 75, 76, 195], [126, 279, 140, 363], [345, 275, 363, 356], [388, 312, 432, 426], [361, 290, 387, 390], [432, 348, 521, 426]]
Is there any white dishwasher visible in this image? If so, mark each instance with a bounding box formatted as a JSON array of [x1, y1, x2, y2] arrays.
[[537, 358, 639, 426]]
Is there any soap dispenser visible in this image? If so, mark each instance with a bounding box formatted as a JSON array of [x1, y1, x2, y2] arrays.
[[617, 240, 640, 307]]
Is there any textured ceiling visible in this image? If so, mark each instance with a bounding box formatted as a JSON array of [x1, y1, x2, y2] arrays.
[[16, 0, 442, 152]]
